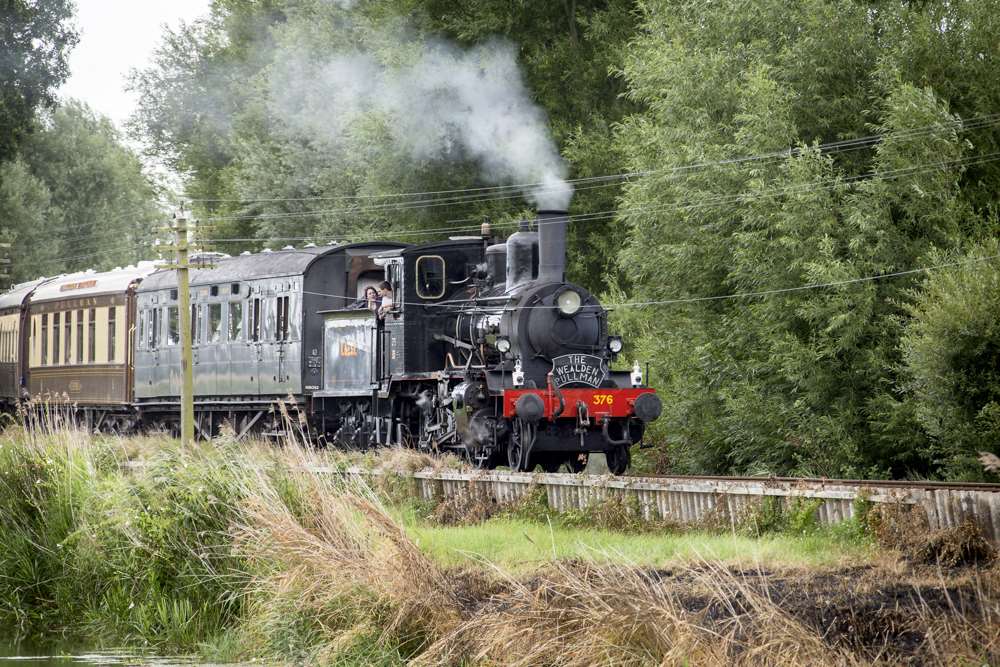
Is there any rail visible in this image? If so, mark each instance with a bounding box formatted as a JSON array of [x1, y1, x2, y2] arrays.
[[374, 469, 1000, 542]]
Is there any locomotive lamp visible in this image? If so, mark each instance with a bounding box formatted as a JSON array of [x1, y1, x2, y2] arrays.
[[556, 288, 582, 316], [631, 361, 643, 388], [495, 336, 511, 354], [512, 358, 525, 387], [608, 336, 624, 354]]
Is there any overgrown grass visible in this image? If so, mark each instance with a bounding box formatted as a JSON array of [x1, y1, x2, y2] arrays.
[[0, 428, 996, 665], [405, 516, 871, 571]]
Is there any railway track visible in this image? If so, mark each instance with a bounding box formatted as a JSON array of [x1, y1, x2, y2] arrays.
[[634, 473, 1000, 493], [364, 468, 1000, 542], [123, 458, 1000, 541]]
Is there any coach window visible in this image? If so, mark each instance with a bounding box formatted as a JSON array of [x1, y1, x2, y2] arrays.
[[166, 306, 179, 346], [41, 313, 49, 366], [276, 295, 289, 342], [87, 308, 96, 362], [191, 304, 203, 345], [53, 313, 62, 366], [250, 298, 261, 342], [63, 312, 71, 364], [208, 303, 223, 343], [415, 255, 446, 299], [109, 306, 118, 362], [289, 295, 300, 341], [75, 309, 83, 364], [263, 298, 275, 341], [147, 307, 158, 350], [228, 301, 243, 341]]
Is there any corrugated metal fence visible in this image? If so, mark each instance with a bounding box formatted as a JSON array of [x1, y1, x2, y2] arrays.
[[399, 470, 1000, 542]]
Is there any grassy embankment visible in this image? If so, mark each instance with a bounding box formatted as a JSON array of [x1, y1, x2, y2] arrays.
[[0, 424, 996, 665]]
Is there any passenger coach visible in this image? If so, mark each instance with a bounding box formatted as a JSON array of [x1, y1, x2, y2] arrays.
[[133, 242, 403, 438], [21, 264, 156, 430]]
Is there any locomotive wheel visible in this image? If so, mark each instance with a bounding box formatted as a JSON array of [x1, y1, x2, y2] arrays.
[[507, 419, 534, 472], [606, 445, 631, 475]]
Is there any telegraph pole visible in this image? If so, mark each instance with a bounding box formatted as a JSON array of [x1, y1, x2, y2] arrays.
[[174, 210, 195, 445]]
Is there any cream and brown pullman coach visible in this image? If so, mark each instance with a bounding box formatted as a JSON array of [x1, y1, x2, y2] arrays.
[[0, 278, 53, 410], [24, 264, 156, 429]]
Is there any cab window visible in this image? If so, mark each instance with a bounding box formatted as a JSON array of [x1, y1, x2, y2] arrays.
[[415, 255, 445, 299]]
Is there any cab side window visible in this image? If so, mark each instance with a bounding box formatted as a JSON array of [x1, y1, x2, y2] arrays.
[[415, 255, 445, 299]]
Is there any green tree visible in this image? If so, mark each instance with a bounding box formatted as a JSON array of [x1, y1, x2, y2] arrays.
[[901, 240, 1000, 481], [0, 0, 78, 162], [0, 157, 55, 284], [616, 0, 999, 478], [5, 102, 162, 283]]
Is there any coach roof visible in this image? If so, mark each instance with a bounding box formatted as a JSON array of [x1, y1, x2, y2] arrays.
[[0, 277, 53, 312], [138, 242, 408, 292], [29, 264, 158, 305]]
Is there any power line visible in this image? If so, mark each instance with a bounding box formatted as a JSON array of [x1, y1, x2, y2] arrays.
[[23, 150, 1000, 273], [298, 253, 1000, 310], [34, 112, 999, 257], [194, 117, 1000, 226], [187, 112, 1000, 208], [606, 254, 1000, 308]]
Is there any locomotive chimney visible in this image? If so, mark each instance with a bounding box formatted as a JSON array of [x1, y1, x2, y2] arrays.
[[537, 209, 568, 284]]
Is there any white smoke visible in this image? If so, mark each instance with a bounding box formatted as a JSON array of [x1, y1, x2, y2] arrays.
[[268, 37, 572, 209]]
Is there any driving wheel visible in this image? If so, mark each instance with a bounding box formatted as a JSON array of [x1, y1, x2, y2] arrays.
[[507, 418, 535, 472]]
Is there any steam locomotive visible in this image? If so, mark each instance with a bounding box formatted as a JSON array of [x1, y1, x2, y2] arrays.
[[0, 210, 661, 473]]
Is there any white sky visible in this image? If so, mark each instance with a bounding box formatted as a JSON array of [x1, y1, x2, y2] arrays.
[[58, 0, 211, 130]]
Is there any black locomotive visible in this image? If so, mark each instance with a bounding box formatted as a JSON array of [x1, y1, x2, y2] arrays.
[[0, 210, 661, 473]]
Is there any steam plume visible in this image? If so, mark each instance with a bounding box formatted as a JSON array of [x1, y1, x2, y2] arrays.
[[269, 38, 572, 209]]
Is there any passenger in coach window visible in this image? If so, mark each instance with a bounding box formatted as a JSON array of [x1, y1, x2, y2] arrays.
[[378, 281, 394, 318]]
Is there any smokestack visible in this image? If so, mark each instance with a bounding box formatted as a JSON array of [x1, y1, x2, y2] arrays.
[[537, 209, 567, 284]]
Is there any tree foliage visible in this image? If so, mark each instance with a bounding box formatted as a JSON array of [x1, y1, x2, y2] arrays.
[[902, 240, 1000, 481], [1, 102, 161, 285], [617, 0, 1000, 478], [0, 0, 78, 162]]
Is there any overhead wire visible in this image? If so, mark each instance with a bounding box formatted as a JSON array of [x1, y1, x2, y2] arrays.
[[187, 112, 1000, 206], [24, 147, 1000, 272], [196, 150, 1000, 244], [37, 111, 1000, 256], [297, 252, 1000, 310]]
